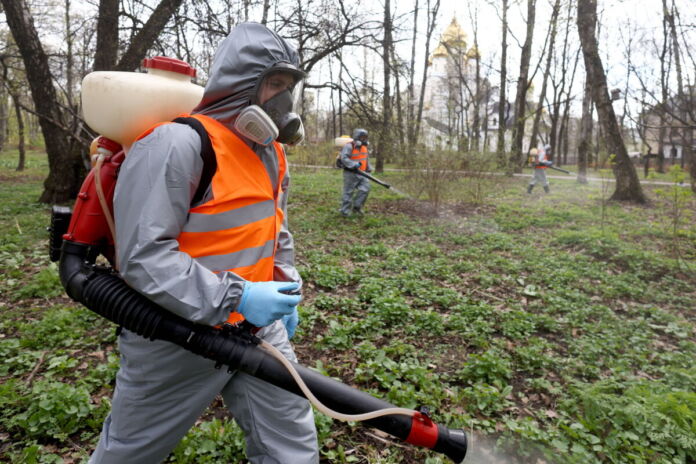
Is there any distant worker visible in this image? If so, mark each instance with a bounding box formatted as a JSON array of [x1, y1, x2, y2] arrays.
[[339, 128, 372, 217], [527, 144, 552, 194]]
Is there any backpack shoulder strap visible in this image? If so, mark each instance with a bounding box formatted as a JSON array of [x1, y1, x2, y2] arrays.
[[172, 116, 216, 206]]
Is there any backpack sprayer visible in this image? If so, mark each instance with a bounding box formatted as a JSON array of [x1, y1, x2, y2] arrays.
[[50, 58, 468, 462], [334, 135, 393, 189]]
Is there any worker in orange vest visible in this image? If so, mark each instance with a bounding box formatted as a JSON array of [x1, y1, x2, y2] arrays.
[[89, 23, 318, 463], [339, 128, 373, 216], [527, 144, 552, 193]]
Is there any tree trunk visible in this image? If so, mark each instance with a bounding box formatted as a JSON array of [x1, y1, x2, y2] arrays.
[[530, 0, 560, 152], [338, 50, 344, 136], [114, 0, 185, 72], [1, 0, 85, 202], [2, 0, 187, 202], [376, 0, 393, 173], [471, 8, 481, 152], [0, 86, 7, 152], [414, 0, 440, 148], [407, 0, 419, 152], [64, 0, 74, 104], [663, 0, 695, 191], [94, 0, 119, 71], [577, 76, 592, 184], [496, 0, 509, 165], [577, 0, 646, 203], [509, 0, 537, 172], [12, 93, 25, 171], [391, 43, 405, 158], [559, 48, 581, 166], [262, 0, 271, 25]]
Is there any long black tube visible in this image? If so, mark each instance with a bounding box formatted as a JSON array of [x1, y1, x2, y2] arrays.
[[354, 169, 392, 188], [59, 243, 467, 463], [548, 165, 573, 175]]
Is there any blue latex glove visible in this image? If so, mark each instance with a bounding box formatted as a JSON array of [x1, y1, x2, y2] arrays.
[[281, 306, 299, 339], [237, 281, 302, 328]]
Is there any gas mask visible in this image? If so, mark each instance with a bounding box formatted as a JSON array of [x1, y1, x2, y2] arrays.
[[234, 70, 305, 146], [352, 129, 369, 149]]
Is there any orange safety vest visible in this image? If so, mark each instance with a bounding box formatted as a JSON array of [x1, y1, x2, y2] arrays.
[[535, 151, 548, 169], [350, 144, 369, 171], [136, 113, 287, 325]]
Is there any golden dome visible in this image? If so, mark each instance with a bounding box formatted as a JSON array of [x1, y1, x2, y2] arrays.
[[441, 17, 467, 48], [432, 43, 448, 58], [429, 17, 468, 61]]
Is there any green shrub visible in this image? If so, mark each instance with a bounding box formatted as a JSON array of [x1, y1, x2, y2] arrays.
[[168, 418, 246, 463], [10, 380, 95, 439], [12, 263, 63, 300], [455, 349, 512, 386], [561, 380, 696, 462]]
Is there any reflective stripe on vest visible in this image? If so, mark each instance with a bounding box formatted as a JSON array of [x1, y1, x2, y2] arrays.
[[135, 114, 286, 282], [350, 144, 369, 171]]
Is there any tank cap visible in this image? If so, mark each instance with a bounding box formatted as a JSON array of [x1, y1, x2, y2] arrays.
[[97, 136, 122, 154], [142, 56, 197, 78]]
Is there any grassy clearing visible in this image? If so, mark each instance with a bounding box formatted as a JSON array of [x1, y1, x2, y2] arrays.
[[1, 149, 695, 463]]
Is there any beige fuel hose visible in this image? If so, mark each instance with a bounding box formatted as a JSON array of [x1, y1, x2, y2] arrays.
[[260, 340, 418, 422]]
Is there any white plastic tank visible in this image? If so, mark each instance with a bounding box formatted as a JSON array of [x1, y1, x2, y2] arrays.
[[81, 56, 204, 152], [334, 135, 353, 148]]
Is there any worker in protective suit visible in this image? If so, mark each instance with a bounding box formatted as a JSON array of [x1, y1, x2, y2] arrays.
[[89, 23, 318, 463], [339, 128, 372, 217], [527, 144, 552, 194]]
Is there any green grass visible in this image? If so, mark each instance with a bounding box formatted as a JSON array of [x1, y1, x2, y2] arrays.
[[1, 148, 695, 463]]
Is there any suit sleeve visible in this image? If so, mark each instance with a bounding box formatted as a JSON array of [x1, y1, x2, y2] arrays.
[[273, 166, 303, 286]]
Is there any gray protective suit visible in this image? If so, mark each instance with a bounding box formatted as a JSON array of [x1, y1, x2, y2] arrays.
[[339, 143, 372, 216], [528, 147, 550, 193], [90, 23, 318, 463]]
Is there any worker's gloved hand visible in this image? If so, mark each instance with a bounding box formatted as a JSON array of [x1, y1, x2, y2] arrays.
[[237, 281, 302, 328], [281, 306, 299, 339]]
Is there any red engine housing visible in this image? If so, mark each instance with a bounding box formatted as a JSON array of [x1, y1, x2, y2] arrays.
[[63, 145, 124, 264]]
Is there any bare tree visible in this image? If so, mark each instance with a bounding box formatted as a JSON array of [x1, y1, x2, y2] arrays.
[[413, 0, 441, 148], [467, 3, 482, 152], [529, 0, 561, 153], [509, 0, 537, 172], [553, 1, 581, 165], [406, 0, 419, 153], [496, 0, 509, 165], [1, 0, 85, 202], [657, 4, 671, 173], [1, 0, 186, 202], [577, 74, 592, 183], [375, 0, 393, 172], [115, 0, 186, 71], [577, 0, 646, 202], [0, 55, 26, 170], [94, 0, 119, 70], [261, 0, 271, 25]]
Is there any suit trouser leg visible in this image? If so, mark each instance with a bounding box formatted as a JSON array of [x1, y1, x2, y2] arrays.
[[341, 172, 360, 215], [89, 330, 231, 464], [352, 176, 371, 211], [90, 323, 318, 464], [222, 321, 318, 464]]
